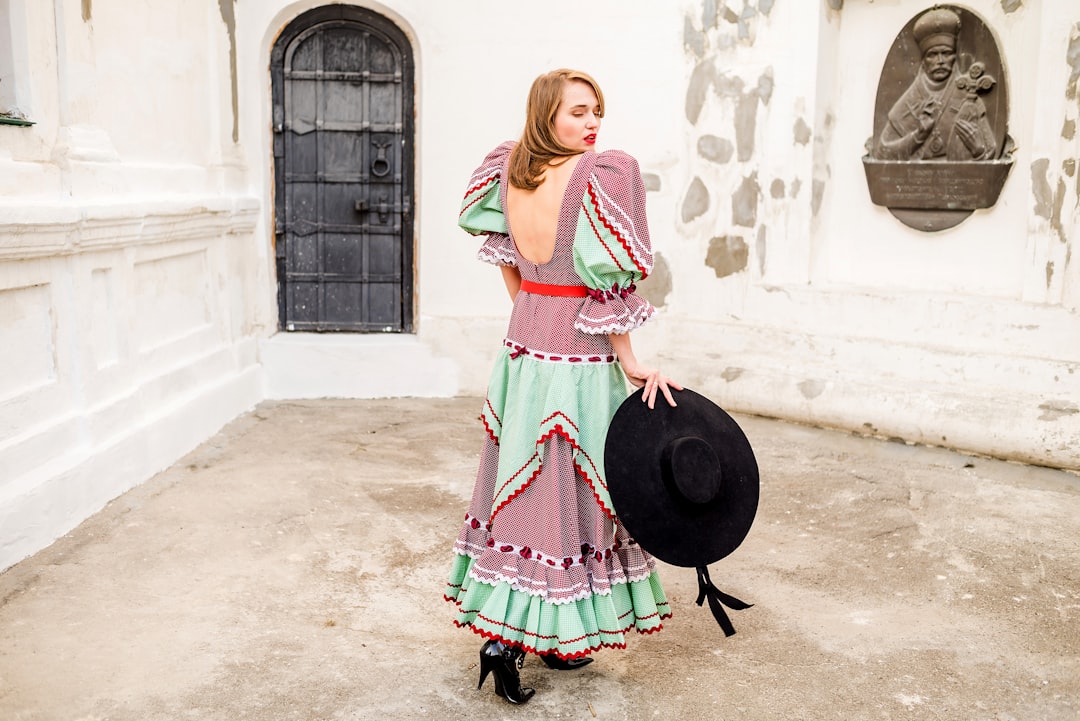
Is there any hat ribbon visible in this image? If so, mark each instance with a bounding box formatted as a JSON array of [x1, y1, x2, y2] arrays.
[[695, 565, 753, 637]]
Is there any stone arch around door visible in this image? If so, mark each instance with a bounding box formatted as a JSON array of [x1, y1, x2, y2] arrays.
[[271, 6, 415, 332]]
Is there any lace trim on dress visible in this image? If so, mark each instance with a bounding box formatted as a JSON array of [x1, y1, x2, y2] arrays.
[[450, 541, 656, 596], [502, 339, 616, 364], [461, 513, 637, 570], [575, 299, 655, 335], [477, 232, 517, 266], [585, 174, 651, 277], [466, 565, 659, 605]]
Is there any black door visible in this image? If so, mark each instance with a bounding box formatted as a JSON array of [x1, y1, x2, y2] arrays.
[[271, 7, 414, 332]]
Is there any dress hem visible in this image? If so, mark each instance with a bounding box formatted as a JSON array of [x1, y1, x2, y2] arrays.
[[450, 617, 672, 661]]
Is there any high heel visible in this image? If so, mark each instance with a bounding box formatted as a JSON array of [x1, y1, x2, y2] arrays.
[[478, 640, 535, 704], [540, 653, 594, 670]]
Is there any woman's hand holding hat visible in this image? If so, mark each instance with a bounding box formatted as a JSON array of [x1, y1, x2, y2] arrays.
[[621, 362, 682, 409], [608, 332, 682, 409]]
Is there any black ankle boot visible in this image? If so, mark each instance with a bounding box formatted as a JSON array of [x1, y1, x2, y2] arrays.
[[478, 640, 535, 704], [540, 653, 594, 670]]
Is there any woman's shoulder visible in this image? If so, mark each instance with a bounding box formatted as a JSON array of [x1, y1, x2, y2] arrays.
[[476, 140, 517, 170], [463, 141, 515, 198], [592, 148, 641, 175], [585, 149, 644, 203]]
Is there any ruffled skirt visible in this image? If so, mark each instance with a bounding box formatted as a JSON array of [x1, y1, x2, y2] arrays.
[[444, 352, 671, 659]]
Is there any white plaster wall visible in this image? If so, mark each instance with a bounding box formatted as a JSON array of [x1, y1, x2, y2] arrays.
[[247, 0, 1080, 471], [222, 0, 1080, 469], [0, 0, 265, 571], [245, 0, 687, 398], [659, 0, 1079, 470]]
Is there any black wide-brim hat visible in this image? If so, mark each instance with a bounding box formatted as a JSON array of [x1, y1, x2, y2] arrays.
[[605, 387, 759, 635]]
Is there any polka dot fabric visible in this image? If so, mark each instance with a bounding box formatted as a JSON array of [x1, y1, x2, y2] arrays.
[[445, 143, 671, 659]]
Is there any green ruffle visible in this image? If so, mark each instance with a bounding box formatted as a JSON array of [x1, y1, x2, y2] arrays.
[[482, 350, 628, 519], [444, 553, 671, 659], [459, 174, 507, 236]]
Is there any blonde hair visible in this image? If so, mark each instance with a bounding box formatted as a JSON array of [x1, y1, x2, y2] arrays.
[[508, 69, 605, 190]]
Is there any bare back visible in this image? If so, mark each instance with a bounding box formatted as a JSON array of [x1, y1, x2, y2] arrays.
[[505, 154, 584, 265]]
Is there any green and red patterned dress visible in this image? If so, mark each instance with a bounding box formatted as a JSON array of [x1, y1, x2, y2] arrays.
[[444, 142, 671, 660]]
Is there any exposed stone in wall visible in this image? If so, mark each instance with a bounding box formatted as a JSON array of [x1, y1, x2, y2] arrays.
[[702, 0, 718, 29], [727, 0, 775, 41], [1065, 27, 1080, 214], [1030, 154, 1070, 288], [811, 112, 834, 219], [698, 134, 735, 163], [639, 252, 672, 307], [798, 379, 826, 399], [1052, 177, 1067, 245], [1069, 24, 1080, 100], [1032, 158, 1055, 220], [756, 68, 774, 105], [682, 176, 710, 223], [756, 225, 767, 275], [642, 173, 662, 192], [793, 117, 811, 145], [219, 0, 240, 143], [1000, 0, 1023, 12], [682, 2, 784, 281], [685, 16, 707, 58], [735, 93, 759, 161], [686, 60, 714, 124], [733, 172, 760, 227], [714, 73, 745, 97], [1038, 400, 1079, 421], [82, 0, 92, 22], [706, 235, 748, 278], [811, 178, 826, 217]]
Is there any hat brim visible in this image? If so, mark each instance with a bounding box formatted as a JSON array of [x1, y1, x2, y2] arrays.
[[604, 388, 759, 568]]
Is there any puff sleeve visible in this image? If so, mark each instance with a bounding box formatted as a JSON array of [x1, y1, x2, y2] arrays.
[[572, 150, 655, 334], [458, 141, 517, 267]]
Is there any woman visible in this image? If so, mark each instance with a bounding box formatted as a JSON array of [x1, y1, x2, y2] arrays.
[[443, 68, 681, 705]]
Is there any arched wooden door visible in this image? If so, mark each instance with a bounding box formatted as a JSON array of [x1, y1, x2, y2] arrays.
[[271, 7, 414, 332]]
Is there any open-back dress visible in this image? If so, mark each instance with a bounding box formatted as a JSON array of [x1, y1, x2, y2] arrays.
[[443, 141, 671, 660]]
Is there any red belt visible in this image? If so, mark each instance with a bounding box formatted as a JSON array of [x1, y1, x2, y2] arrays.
[[519, 279, 589, 297]]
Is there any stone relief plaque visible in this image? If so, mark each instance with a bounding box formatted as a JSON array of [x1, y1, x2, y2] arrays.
[[863, 6, 1014, 231]]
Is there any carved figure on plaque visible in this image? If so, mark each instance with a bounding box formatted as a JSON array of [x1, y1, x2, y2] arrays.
[[862, 6, 1013, 232], [876, 8, 993, 160], [876, 9, 997, 162]]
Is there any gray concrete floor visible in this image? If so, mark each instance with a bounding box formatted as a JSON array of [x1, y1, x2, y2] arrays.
[[1, 397, 1078, 721]]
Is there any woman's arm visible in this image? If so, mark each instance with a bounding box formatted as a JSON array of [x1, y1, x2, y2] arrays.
[[501, 265, 521, 302], [609, 332, 682, 409]]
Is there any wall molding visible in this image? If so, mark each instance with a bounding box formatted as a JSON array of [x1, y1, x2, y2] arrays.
[[0, 196, 260, 260]]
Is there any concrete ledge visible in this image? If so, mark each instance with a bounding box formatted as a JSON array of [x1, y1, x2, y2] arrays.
[[259, 332, 460, 399], [657, 317, 1080, 471]]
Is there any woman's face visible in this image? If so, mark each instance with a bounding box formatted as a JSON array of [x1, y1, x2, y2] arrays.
[[553, 80, 601, 152]]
